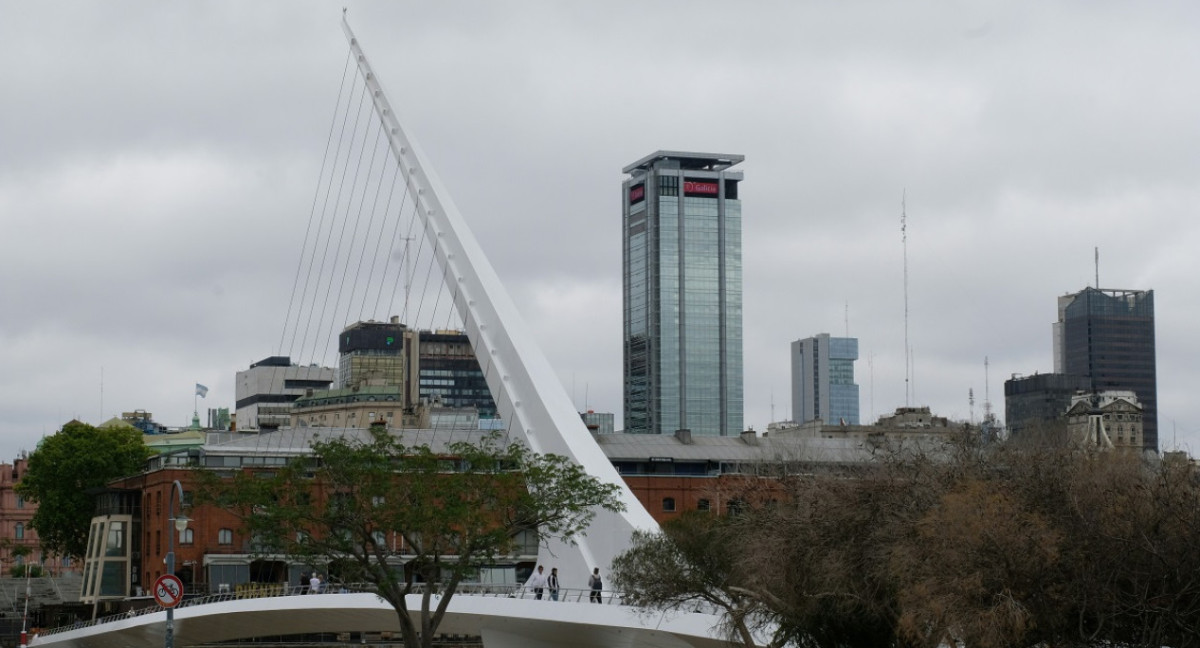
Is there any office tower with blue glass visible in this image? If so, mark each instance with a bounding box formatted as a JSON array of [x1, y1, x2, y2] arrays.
[[791, 334, 860, 425], [623, 151, 744, 436]]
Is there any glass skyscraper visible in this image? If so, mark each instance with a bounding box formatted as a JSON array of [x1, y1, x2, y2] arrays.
[[623, 151, 744, 436], [1053, 287, 1157, 450], [791, 334, 860, 426]]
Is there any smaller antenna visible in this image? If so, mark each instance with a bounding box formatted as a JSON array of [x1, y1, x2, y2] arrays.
[[984, 356, 991, 410], [868, 352, 875, 423], [983, 356, 994, 424], [844, 301, 849, 338], [770, 390, 776, 423], [969, 388, 975, 425], [1094, 246, 1100, 289]]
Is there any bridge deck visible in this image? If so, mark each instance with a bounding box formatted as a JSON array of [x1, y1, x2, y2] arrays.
[[31, 587, 734, 648]]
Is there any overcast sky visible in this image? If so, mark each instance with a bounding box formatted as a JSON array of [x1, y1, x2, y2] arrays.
[[2, 2, 1198, 460]]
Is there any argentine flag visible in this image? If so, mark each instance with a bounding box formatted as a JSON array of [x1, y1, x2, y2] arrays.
[[195, 383, 209, 398]]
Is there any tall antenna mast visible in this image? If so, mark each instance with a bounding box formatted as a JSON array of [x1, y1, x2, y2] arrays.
[[901, 190, 910, 407], [910, 346, 916, 406], [1094, 246, 1099, 289], [844, 301, 849, 337]]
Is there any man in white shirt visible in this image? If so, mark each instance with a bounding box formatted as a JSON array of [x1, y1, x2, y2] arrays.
[[525, 565, 548, 600]]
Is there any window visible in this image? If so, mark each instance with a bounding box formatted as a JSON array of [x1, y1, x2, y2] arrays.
[[16, 495, 24, 509], [662, 497, 676, 512], [218, 528, 233, 545], [250, 533, 271, 553], [697, 498, 711, 512], [14, 523, 23, 540], [179, 528, 194, 545], [511, 529, 539, 555], [105, 522, 125, 556]]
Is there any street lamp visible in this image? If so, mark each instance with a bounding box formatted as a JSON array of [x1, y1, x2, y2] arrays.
[[165, 480, 189, 648]]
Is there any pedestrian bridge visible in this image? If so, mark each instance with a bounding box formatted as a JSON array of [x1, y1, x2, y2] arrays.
[[30, 586, 736, 648]]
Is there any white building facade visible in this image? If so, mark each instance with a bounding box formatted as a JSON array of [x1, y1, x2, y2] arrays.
[[234, 356, 335, 430]]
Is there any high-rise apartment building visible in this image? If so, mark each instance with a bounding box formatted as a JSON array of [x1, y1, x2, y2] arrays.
[[623, 151, 743, 436], [791, 334, 860, 426], [1053, 287, 1157, 450]]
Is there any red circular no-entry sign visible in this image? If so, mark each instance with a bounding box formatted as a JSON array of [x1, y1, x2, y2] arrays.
[[153, 574, 184, 608]]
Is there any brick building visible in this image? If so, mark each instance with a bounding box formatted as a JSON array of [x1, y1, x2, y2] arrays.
[[81, 412, 961, 601], [0, 458, 39, 572]]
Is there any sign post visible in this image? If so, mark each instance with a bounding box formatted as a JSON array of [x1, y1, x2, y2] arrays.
[[153, 574, 184, 609]]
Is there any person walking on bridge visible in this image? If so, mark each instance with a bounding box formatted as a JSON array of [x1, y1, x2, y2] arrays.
[[588, 567, 603, 603], [547, 567, 560, 601], [525, 565, 548, 600]]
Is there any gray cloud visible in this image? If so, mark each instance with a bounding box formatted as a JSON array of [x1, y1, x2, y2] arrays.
[[2, 1, 1198, 458]]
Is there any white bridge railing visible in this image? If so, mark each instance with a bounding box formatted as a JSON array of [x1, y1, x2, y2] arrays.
[[38, 584, 627, 637]]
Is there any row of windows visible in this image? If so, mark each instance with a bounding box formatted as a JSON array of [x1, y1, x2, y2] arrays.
[[660, 497, 712, 512], [173, 527, 234, 546]]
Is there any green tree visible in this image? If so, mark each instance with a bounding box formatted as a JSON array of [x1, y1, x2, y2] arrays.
[[15, 420, 152, 559], [199, 428, 624, 648], [612, 512, 768, 648]]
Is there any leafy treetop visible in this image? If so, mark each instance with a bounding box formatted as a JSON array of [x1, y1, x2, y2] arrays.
[[16, 420, 153, 559]]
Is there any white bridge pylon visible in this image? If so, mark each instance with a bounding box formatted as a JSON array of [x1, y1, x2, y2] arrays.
[[341, 15, 658, 579]]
